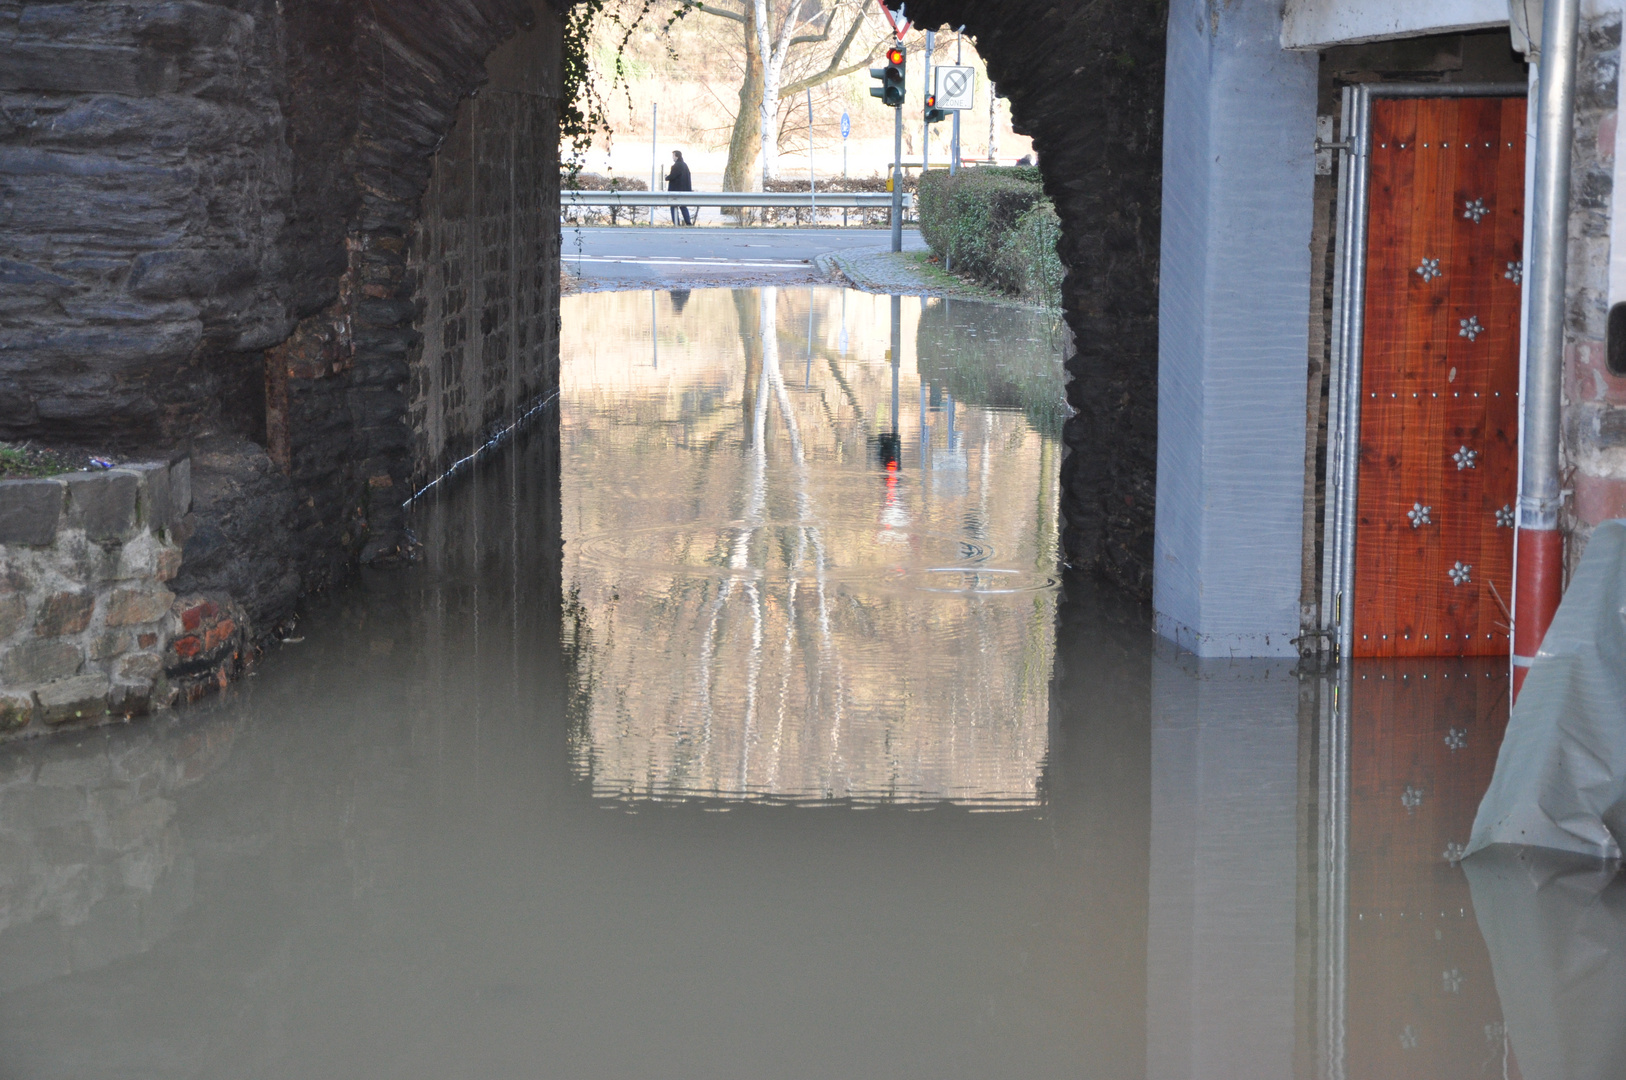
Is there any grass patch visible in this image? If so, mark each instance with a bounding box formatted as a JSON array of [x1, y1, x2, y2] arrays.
[[0, 443, 86, 479], [903, 253, 1022, 305]]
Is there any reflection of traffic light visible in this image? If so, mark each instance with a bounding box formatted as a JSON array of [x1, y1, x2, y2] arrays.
[[924, 94, 946, 124], [876, 431, 901, 469], [869, 45, 906, 107]]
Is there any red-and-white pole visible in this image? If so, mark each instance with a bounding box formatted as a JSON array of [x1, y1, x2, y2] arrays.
[[1513, 0, 1580, 698]]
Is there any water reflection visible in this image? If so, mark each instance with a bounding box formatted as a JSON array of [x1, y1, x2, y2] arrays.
[[0, 287, 1614, 1077], [559, 288, 1066, 806], [1327, 660, 1513, 1079], [1465, 848, 1626, 1080]]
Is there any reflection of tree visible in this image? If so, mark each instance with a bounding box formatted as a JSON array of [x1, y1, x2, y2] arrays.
[[559, 288, 1063, 804], [697, 288, 841, 791]]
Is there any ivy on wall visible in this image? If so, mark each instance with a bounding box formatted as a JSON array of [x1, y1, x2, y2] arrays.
[[559, 0, 694, 181]]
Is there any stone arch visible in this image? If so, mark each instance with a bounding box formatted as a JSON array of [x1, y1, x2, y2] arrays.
[[0, 0, 565, 631], [897, 1, 1166, 596]]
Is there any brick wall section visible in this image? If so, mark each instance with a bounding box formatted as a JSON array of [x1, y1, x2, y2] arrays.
[[0, 458, 252, 742], [260, 1, 563, 573], [1565, 15, 1626, 571], [409, 26, 562, 486], [899, 0, 1166, 598]]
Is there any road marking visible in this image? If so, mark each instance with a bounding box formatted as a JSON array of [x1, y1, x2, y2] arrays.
[[569, 256, 812, 270]]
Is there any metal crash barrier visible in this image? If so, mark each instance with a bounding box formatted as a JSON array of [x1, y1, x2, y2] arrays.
[[561, 190, 913, 210]]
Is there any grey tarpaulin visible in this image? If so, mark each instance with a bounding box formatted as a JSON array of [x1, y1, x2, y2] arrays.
[[1467, 519, 1626, 859], [1463, 846, 1626, 1080]]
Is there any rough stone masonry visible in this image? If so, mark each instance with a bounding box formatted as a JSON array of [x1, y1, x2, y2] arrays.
[[905, 0, 1166, 597], [1, 0, 565, 736], [0, 458, 251, 738]]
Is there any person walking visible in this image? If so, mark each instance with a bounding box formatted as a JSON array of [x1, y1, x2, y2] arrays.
[[665, 150, 694, 226]]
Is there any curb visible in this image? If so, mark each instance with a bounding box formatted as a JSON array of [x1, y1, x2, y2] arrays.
[[822, 249, 1041, 309]]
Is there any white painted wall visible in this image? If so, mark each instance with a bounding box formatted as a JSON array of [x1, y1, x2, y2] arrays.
[[1154, 0, 1318, 657], [1281, 0, 1508, 49]]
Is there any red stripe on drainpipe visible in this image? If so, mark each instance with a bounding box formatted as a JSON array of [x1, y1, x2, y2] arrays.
[[1512, 527, 1562, 696], [1512, 0, 1581, 700]]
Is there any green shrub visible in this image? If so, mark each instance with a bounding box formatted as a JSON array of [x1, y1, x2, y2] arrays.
[[916, 166, 1062, 309]]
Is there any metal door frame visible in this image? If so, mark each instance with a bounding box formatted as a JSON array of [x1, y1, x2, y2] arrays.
[[1321, 82, 1529, 660]]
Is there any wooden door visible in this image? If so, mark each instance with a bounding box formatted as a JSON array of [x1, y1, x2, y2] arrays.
[[1353, 97, 1525, 658]]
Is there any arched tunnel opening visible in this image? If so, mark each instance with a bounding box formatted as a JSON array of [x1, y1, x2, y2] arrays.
[[3, 1, 1617, 1072], [1, 0, 1161, 642]]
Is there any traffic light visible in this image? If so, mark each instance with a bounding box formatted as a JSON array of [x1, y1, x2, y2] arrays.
[[924, 93, 946, 124], [869, 44, 906, 107]]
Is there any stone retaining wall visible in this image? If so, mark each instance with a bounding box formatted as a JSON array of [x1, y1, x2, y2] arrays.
[[0, 457, 246, 741], [408, 21, 563, 488]]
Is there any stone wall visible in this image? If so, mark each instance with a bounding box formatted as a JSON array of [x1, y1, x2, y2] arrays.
[[1, 1, 567, 707], [0, 1, 291, 445], [0, 459, 250, 741], [904, 0, 1166, 598], [1563, 12, 1626, 570], [409, 27, 562, 486]]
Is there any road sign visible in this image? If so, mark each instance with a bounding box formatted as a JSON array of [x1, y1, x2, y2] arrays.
[[933, 65, 975, 111], [840, 112, 851, 139]]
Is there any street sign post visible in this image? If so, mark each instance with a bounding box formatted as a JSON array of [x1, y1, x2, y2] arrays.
[[840, 111, 850, 225], [933, 65, 975, 112]]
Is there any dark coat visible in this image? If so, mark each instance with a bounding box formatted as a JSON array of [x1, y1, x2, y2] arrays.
[[665, 160, 693, 192]]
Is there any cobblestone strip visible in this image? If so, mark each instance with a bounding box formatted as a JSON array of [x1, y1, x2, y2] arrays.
[[820, 249, 1031, 307]]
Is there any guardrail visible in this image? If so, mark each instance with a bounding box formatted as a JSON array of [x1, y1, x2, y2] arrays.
[[561, 190, 912, 210]]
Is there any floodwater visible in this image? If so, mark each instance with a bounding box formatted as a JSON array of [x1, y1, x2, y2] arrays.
[[0, 287, 1620, 1079]]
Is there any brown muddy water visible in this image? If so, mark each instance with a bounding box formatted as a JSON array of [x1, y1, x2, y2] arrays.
[[0, 288, 1618, 1079]]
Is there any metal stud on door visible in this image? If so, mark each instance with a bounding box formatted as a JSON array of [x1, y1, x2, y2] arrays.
[[1350, 97, 1524, 657]]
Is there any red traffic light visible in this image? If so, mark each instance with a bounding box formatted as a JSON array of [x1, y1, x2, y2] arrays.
[[886, 46, 905, 66], [925, 94, 936, 108]]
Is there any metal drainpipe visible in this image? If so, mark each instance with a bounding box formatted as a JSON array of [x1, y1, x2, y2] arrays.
[[1514, 0, 1581, 697]]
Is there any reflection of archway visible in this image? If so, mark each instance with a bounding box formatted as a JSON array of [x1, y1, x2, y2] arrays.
[[895, 2, 1166, 596]]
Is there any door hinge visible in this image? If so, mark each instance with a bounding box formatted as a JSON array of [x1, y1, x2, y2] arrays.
[[1315, 115, 1348, 175]]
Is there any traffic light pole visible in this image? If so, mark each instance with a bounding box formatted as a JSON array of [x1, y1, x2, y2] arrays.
[[891, 96, 903, 253], [922, 31, 933, 175], [950, 28, 962, 176]]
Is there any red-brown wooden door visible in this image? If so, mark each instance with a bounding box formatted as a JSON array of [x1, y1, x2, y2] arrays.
[[1353, 97, 1525, 658]]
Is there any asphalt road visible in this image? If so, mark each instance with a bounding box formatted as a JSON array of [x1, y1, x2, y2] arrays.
[[561, 226, 928, 287]]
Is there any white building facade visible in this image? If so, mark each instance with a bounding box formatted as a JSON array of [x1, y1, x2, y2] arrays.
[[1154, 0, 1626, 661]]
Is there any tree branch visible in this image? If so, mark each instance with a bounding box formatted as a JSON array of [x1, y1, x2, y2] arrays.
[[779, 53, 875, 96], [687, 1, 747, 24], [778, 14, 881, 97]]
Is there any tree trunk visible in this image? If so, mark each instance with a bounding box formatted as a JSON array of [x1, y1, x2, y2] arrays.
[[722, 7, 763, 197], [754, 0, 775, 187]]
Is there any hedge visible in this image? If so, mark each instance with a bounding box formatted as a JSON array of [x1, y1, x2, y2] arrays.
[[915, 166, 1062, 309]]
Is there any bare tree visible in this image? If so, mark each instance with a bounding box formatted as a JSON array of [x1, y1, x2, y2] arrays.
[[683, 0, 887, 189]]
